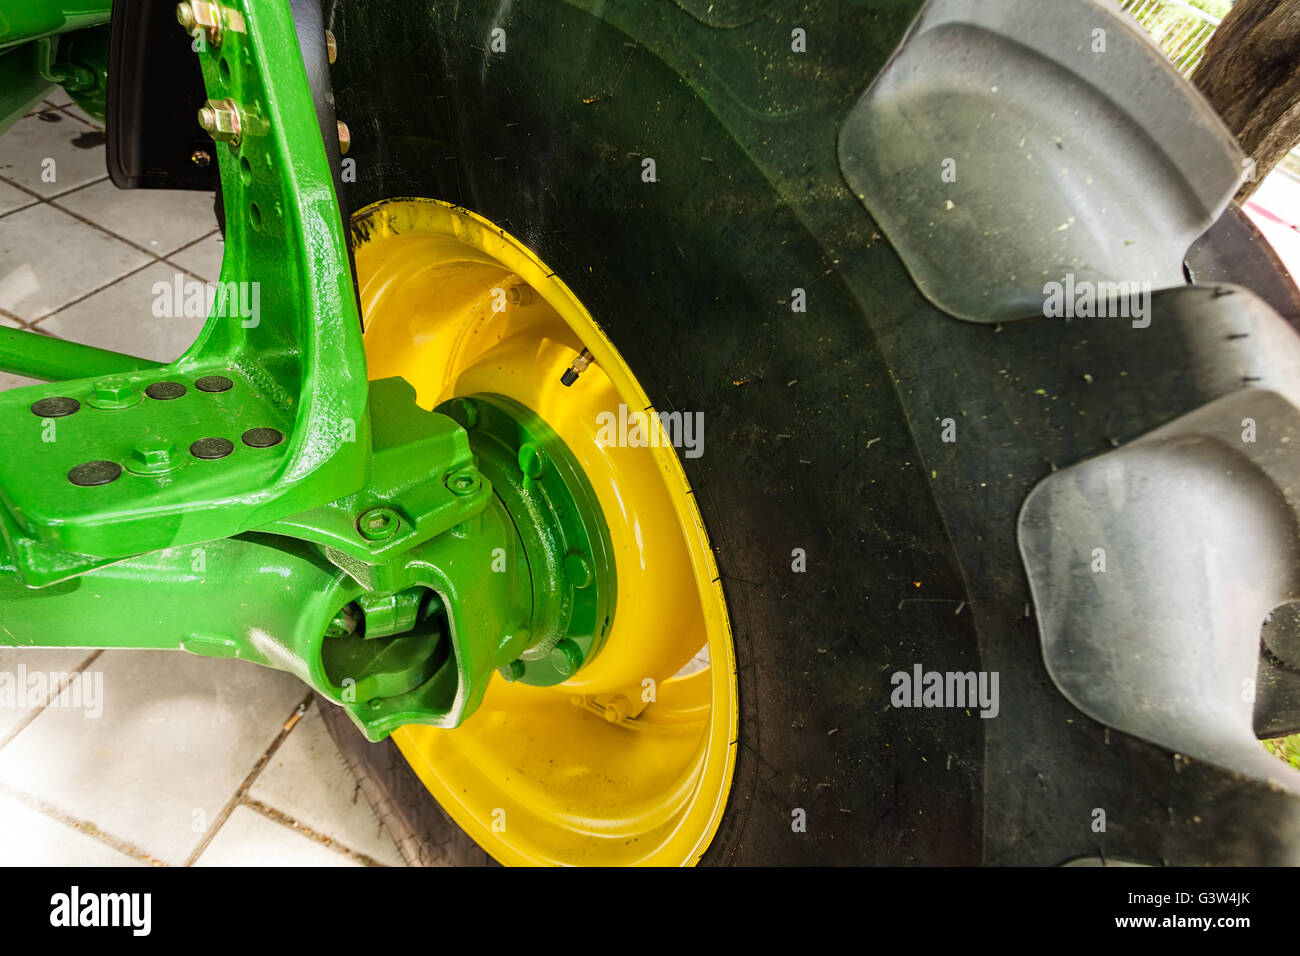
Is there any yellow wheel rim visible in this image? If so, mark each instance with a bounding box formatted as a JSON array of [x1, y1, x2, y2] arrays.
[[352, 198, 738, 866]]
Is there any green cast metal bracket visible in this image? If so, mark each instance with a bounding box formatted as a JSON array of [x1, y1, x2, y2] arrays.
[[0, 329, 163, 382], [0, 0, 616, 739], [0, 0, 370, 586], [0, 379, 615, 740]]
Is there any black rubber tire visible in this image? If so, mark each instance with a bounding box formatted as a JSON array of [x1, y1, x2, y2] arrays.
[[316, 695, 492, 866], [314, 0, 1300, 866]]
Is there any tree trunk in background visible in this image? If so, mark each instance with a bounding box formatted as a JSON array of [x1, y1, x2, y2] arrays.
[[1192, 0, 1300, 202]]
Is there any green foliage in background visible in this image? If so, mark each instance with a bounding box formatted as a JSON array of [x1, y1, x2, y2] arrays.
[[1263, 735, 1300, 771], [1187, 0, 1232, 19]]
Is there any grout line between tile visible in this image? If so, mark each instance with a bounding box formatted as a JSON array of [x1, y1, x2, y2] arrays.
[[0, 649, 104, 753], [0, 175, 47, 207], [0, 781, 166, 866], [30, 258, 162, 327], [182, 692, 315, 867], [161, 229, 224, 283], [43, 190, 168, 256], [0, 307, 32, 329], [56, 103, 104, 130], [241, 798, 388, 867], [46, 174, 111, 203]]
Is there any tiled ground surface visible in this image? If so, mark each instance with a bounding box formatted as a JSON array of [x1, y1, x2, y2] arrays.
[[0, 96, 403, 867]]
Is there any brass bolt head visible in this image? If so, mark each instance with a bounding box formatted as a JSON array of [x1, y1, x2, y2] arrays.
[[176, 1, 223, 44], [197, 98, 241, 145], [337, 120, 351, 155]]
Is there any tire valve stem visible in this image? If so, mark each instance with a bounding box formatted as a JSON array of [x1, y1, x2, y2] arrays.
[[561, 348, 594, 387]]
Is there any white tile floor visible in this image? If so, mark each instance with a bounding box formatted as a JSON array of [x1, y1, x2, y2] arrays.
[[0, 96, 404, 866]]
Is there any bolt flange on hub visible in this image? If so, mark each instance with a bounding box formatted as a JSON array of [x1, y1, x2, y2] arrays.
[[439, 394, 616, 687]]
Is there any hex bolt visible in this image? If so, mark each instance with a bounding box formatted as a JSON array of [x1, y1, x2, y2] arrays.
[[177, 1, 241, 45], [325, 29, 338, 64], [357, 507, 400, 542], [337, 120, 351, 156], [129, 441, 179, 476], [560, 348, 594, 387], [197, 98, 242, 145], [498, 660, 526, 682], [90, 377, 137, 410], [550, 638, 583, 678]]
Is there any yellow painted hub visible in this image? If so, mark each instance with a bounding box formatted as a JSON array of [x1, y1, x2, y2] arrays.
[[352, 198, 738, 866]]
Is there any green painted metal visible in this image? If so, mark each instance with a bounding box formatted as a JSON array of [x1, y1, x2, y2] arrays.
[[0, 328, 163, 382], [0, 378, 615, 740], [441, 394, 616, 687], [0, 0, 617, 739], [0, 0, 111, 132], [0, 0, 370, 585], [0, 1, 110, 51], [38, 26, 110, 121], [0, 42, 56, 136]]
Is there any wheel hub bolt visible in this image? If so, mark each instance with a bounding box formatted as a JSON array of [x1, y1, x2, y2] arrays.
[[550, 638, 583, 677], [564, 551, 593, 589], [518, 443, 546, 480]]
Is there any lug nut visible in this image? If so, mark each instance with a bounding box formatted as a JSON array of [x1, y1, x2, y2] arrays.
[[198, 98, 241, 145], [89, 377, 138, 410], [337, 120, 351, 155]]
